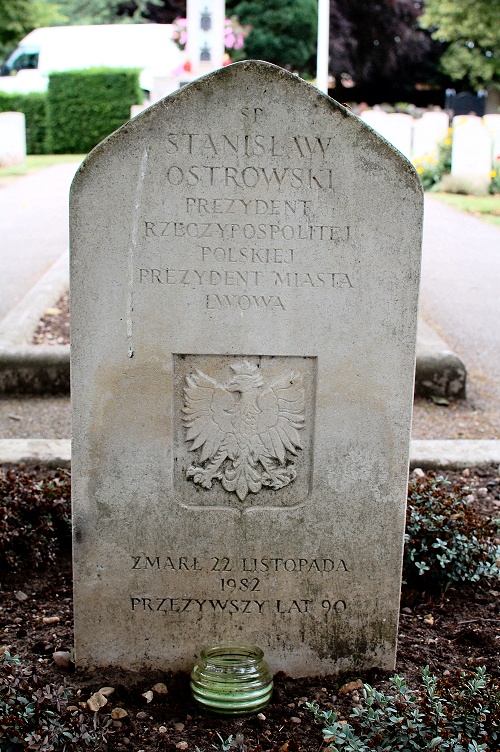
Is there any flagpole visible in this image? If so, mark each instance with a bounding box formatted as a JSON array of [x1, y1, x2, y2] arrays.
[[316, 0, 330, 93]]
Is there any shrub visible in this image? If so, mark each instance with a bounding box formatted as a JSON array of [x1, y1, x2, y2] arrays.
[[0, 92, 48, 154], [0, 468, 71, 573], [307, 666, 500, 752], [0, 651, 110, 751], [46, 68, 143, 154], [404, 473, 499, 592], [413, 130, 452, 191]]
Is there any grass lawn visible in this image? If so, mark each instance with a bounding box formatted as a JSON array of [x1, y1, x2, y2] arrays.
[[0, 153, 85, 185], [430, 191, 500, 227]]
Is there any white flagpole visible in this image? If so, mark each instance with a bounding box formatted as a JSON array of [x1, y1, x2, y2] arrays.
[[316, 0, 330, 94]]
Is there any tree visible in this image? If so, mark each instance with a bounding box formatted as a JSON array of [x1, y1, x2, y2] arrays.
[[328, 0, 434, 89], [228, 0, 318, 74], [116, 0, 185, 23], [421, 0, 500, 90], [0, 0, 35, 52], [0, 0, 63, 58], [53, 0, 128, 24]]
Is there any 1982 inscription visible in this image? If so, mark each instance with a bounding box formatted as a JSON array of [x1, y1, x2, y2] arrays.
[[128, 552, 350, 616]]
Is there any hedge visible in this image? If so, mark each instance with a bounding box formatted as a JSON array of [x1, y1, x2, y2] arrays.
[[46, 68, 143, 154], [0, 92, 48, 154]]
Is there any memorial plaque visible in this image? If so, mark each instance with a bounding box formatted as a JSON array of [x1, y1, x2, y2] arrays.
[[71, 61, 423, 675]]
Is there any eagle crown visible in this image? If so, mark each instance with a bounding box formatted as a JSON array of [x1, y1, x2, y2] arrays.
[[226, 361, 263, 392]]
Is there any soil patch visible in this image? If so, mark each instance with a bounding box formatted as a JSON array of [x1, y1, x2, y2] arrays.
[[32, 292, 70, 345], [1, 465, 499, 751]]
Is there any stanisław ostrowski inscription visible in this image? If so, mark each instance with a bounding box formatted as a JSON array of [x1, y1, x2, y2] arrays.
[[71, 62, 423, 675]]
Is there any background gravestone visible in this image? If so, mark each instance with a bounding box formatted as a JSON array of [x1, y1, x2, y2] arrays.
[[71, 61, 422, 676]]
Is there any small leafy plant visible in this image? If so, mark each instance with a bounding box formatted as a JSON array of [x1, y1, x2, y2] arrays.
[[490, 155, 500, 194], [307, 666, 500, 751], [404, 473, 499, 592], [0, 468, 71, 572], [413, 131, 452, 191], [0, 651, 110, 751]]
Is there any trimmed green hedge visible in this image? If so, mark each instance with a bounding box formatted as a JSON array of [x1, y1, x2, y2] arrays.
[[0, 92, 48, 154], [47, 68, 143, 154]]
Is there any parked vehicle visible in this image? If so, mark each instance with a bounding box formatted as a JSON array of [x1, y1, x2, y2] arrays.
[[0, 24, 184, 97]]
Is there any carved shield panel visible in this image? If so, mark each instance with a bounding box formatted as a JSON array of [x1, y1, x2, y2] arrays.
[[174, 354, 316, 509]]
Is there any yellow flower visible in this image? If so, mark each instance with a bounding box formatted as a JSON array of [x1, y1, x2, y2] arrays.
[[490, 170, 497, 178], [444, 138, 452, 146], [417, 166, 424, 174]]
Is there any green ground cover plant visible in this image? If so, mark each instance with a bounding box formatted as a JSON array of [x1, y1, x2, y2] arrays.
[[307, 666, 500, 751], [0, 651, 110, 751], [405, 473, 499, 592]]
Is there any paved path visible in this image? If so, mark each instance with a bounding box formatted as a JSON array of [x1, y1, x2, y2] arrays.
[[0, 162, 80, 320], [420, 196, 500, 396]]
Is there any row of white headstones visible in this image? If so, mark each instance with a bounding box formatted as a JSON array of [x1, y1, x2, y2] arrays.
[[2, 107, 499, 187], [361, 109, 500, 185]]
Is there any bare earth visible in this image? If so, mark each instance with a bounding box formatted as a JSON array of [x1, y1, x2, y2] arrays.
[[1, 465, 499, 752]]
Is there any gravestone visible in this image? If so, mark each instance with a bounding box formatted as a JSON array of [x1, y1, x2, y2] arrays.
[[71, 61, 423, 676], [0, 112, 26, 167], [383, 113, 413, 159], [360, 110, 412, 159], [412, 111, 449, 161], [451, 115, 492, 186], [484, 114, 500, 163]]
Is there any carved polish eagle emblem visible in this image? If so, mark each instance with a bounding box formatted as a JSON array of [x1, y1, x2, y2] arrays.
[[182, 361, 305, 501]]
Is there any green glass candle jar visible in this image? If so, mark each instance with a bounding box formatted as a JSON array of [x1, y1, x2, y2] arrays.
[[190, 644, 273, 716]]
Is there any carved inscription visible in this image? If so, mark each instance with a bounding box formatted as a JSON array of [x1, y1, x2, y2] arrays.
[[183, 360, 305, 501], [130, 597, 347, 614], [144, 220, 349, 241], [137, 125, 356, 312], [129, 554, 350, 616]]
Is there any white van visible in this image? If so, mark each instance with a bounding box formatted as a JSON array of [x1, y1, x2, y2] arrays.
[[0, 24, 185, 97]]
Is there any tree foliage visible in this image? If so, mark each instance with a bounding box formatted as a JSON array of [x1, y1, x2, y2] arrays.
[[328, 0, 433, 88], [0, 0, 63, 57], [116, 0, 184, 23], [0, 0, 34, 50], [421, 0, 500, 89], [228, 0, 317, 74]]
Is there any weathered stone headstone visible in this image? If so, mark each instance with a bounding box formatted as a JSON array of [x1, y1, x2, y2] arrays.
[[484, 114, 500, 163], [0, 112, 26, 168], [71, 61, 422, 676], [412, 111, 449, 161], [359, 110, 412, 159], [451, 115, 492, 188]]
